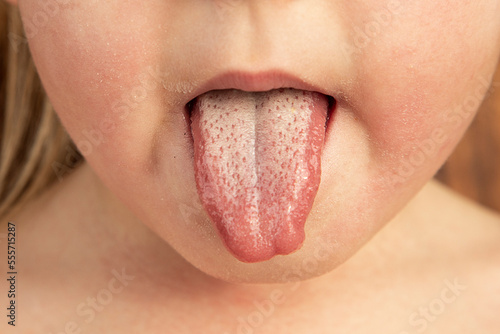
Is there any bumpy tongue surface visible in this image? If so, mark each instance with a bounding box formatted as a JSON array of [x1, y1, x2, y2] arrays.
[[191, 88, 328, 263]]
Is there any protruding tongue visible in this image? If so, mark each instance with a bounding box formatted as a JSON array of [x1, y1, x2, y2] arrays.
[[191, 88, 328, 262]]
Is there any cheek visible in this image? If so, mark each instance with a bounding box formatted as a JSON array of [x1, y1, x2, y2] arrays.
[[22, 2, 203, 245], [348, 1, 500, 185], [22, 2, 173, 174]]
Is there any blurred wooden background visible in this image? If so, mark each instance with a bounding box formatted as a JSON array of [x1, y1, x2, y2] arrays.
[[436, 64, 500, 213]]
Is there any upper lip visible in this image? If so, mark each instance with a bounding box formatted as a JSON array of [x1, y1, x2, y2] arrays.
[[184, 70, 335, 106]]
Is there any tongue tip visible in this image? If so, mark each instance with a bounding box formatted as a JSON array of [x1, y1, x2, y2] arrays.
[[223, 231, 305, 263]]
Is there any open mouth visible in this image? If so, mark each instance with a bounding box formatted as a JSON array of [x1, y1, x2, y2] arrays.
[[186, 87, 336, 263]]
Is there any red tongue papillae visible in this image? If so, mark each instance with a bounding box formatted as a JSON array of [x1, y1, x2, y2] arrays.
[[190, 88, 328, 263]]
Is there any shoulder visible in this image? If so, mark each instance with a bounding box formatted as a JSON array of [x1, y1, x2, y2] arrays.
[[426, 181, 500, 331], [430, 180, 500, 257]]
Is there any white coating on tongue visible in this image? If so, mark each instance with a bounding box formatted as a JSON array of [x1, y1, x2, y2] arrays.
[[191, 88, 327, 262]]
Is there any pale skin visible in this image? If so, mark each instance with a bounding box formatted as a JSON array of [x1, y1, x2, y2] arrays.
[[1, 0, 500, 333]]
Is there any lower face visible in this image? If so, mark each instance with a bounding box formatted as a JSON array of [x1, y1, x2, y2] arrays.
[[20, 0, 500, 282]]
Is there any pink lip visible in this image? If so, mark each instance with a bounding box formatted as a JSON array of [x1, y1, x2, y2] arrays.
[[185, 70, 334, 103], [183, 70, 338, 142]]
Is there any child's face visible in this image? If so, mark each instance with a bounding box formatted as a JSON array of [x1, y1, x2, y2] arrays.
[[19, 0, 500, 282]]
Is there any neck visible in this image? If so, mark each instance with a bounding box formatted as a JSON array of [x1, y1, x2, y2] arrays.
[[25, 162, 443, 299]]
